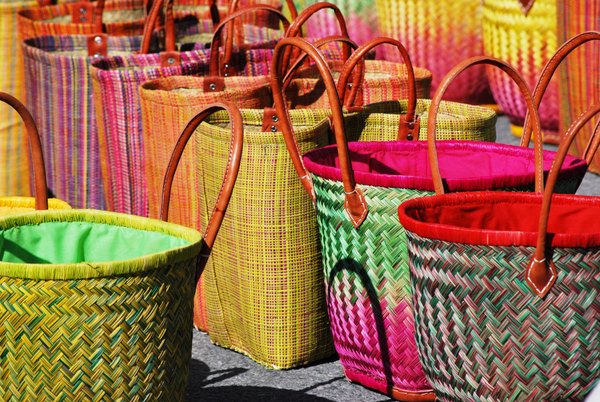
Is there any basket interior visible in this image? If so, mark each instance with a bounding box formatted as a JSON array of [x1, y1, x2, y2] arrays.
[[0, 221, 190, 264]]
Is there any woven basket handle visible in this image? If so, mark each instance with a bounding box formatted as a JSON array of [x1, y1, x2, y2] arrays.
[[528, 102, 600, 297], [273, 36, 368, 228], [428, 56, 544, 194], [337, 37, 419, 139], [204, 5, 289, 90], [283, 2, 351, 71], [0, 93, 48, 210], [521, 31, 600, 148], [160, 102, 243, 268]]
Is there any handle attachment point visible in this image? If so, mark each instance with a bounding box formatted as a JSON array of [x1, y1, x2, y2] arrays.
[[525, 256, 557, 298]]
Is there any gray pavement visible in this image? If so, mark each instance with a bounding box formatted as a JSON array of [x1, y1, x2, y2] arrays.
[[185, 115, 600, 401]]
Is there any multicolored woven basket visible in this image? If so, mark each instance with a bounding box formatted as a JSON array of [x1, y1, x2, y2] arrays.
[[557, 7, 600, 173], [398, 102, 600, 401], [375, 0, 494, 104], [277, 49, 587, 400], [482, 0, 559, 143]]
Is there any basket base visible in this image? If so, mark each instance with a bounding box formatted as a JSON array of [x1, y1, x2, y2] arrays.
[[510, 124, 561, 145], [343, 367, 436, 401]]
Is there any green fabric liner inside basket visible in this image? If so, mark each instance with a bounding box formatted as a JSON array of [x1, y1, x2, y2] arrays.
[[0, 210, 202, 280], [0, 222, 190, 264]]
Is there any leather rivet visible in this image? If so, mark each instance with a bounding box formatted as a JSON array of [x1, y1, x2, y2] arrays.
[[93, 53, 101, 58], [407, 133, 413, 140], [80, 16, 87, 22], [408, 121, 415, 129], [224, 73, 229, 77], [272, 115, 279, 122], [347, 83, 353, 88], [168, 57, 175, 65], [79, 7, 87, 14], [209, 83, 217, 91], [270, 125, 277, 132], [94, 36, 102, 44]]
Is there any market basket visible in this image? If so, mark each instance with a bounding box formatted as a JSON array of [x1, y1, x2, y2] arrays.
[[276, 50, 588, 399], [398, 101, 600, 401], [0, 102, 242, 401]]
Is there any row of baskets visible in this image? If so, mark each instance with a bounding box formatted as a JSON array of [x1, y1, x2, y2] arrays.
[[0, 0, 598, 400]]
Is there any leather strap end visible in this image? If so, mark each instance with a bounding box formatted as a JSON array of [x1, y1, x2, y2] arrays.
[[525, 257, 557, 298], [221, 61, 238, 77], [518, 0, 536, 15], [160, 51, 181, 68], [72, 2, 94, 23], [87, 34, 107, 58], [301, 175, 316, 205], [261, 107, 281, 133], [397, 115, 420, 140], [344, 187, 368, 228], [203, 77, 225, 93]]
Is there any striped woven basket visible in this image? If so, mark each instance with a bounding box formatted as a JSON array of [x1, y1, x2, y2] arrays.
[[398, 102, 600, 401], [277, 47, 587, 400], [557, 7, 600, 173], [91, 4, 285, 216], [375, 0, 494, 104], [482, 0, 559, 143]]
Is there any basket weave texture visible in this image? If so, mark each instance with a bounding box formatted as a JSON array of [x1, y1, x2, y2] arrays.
[[0, 210, 201, 401]]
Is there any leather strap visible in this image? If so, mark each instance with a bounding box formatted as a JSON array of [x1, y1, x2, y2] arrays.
[[205, 5, 289, 87], [0, 93, 49, 210], [160, 102, 243, 271], [528, 102, 600, 297], [428, 56, 544, 195], [272, 37, 367, 228], [521, 31, 600, 147], [518, 0, 536, 15], [337, 37, 419, 139], [71, 0, 103, 33]]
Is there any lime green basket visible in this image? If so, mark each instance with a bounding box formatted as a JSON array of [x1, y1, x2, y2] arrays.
[[0, 209, 202, 401]]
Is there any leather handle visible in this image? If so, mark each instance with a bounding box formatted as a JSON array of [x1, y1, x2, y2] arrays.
[[518, 0, 536, 15], [283, 2, 351, 69], [428, 56, 544, 195], [160, 102, 243, 268], [272, 37, 367, 228], [528, 102, 600, 297], [521, 31, 600, 147], [205, 5, 289, 88], [0, 93, 48, 210], [337, 37, 419, 139]]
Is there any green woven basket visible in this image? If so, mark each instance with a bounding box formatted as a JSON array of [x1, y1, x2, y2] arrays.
[[0, 209, 202, 401]]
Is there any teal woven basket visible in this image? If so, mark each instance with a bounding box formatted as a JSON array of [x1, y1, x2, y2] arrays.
[[0, 209, 202, 401]]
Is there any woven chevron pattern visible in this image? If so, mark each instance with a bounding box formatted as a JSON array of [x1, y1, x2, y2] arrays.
[[196, 109, 334, 368], [482, 0, 559, 143], [406, 231, 600, 401], [375, 0, 494, 104], [0, 210, 201, 401], [557, 1, 600, 173], [312, 175, 434, 397]]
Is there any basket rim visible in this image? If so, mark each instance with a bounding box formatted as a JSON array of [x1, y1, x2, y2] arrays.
[[0, 209, 201, 280], [398, 191, 600, 248]]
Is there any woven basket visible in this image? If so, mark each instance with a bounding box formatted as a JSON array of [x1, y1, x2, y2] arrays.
[[482, 0, 559, 143], [375, 0, 494, 104], [0, 209, 201, 401], [557, 7, 600, 173], [398, 102, 600, 401], [91, 4, 285, 216], [277, 47, 587, 400]]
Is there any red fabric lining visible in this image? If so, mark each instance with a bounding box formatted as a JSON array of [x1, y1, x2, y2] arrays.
[[303, 141, 587, 192], [398, 192, 600, 248]]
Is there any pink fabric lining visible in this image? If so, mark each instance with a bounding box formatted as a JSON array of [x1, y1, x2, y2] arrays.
[[303, 141, 587, 192]]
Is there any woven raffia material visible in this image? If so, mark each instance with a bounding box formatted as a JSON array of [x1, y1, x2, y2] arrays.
[[140, 75, 272, 332], [482, 0, 559, 142], [0, 196, 71, 216], [557, 1, 600, 173], [23, 35, 141, 210], [196, 109, 334, 368], [400, 192, 600, 401], [0, 0, 38, 198], [375, 0, 494, 104], [0, 209, 201, 401], [91, 26, 283, 216]]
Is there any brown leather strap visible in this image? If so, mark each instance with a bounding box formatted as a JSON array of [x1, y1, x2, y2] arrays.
[[71, 0, 104, 33], [521, 31, 600, 147], [0, 93, 48, 210], [272, 37, 367, 228], [518, 0, 536, 15], [205, 5, 289, 87], [284, 2, 351, 69], [160, 102, 243, 267], [582, 118, 600, 164], [337, 37, 419, 139], [428, 56, 544, 195], [528, 102, 600, 297]]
